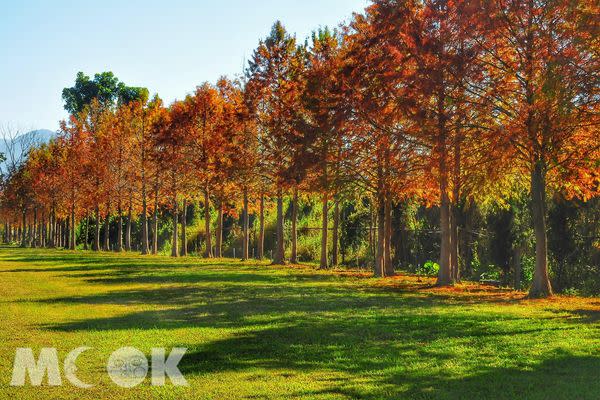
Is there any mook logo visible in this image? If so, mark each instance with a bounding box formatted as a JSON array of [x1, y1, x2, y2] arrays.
[[10, 347, 188, 388]]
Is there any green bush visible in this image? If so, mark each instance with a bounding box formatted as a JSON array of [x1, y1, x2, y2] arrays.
[[481, 267, 501, 281], [297, 233, 321, 262], [416, 261, 439, 276], [562, 287, 581, 297], [521, 255, 535, 286]]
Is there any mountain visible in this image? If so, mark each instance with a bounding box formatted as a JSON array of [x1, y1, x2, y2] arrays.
[[27, 129, 55, 144], [0, 129, 55, 171]]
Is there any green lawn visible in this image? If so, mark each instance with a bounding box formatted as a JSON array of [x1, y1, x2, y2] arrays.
[[0, 247, 599, 399]]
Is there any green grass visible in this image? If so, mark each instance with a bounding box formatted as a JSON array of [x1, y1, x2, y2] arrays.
[[0, 246, 599, 399]]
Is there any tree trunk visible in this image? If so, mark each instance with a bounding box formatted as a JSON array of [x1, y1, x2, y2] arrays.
[[171, 197, 178, 258], [21, 210, 27, 248], [513, 246, 522, 291], [39, 215, 43, 247], [215, 198, 223, 258], [126, 200, 132, 251], [148, 214, 154, 254], [450, 207, 459, 281], [204, 187, 213, 258], [44, 216, 48, 247], [152, 201, 159, 255], [46, 214, 51, 247], [63, 220, 68, 248], [384, 191, 394, 277], [332, 197, 340, 267], [19, 212, 24, 247], [258, 193, 265, 259], [450, 123, 462, 282], [141, 191, 149, 255], [94, 205, 100, 251], [28, 223, 33, 247], [116, 202, 123, 252], [375, 196, 385, 277], [291, 187, 298, 264], [62, 220, 67, 248], [65, 210, 70, 249], [70, 205, 76, 250], [47, 211, 53, 247], [58, 220, 62, 248], [369, 200, 375, 266], [529, 161, 553, 297], [436, 136, 453, 286], [437, 189, 453, 286], [436, 89, 453, 286], [273, 187, 285, 265], [32, 208, 38, 248], [40, 216, 46, 247], [242, 189, 249, 260], [83, 215, 89, 250], [29, 219, 37, 248], [152, 175, 160, 254], [35, 217, 40, 247], [320, 192, 328, 269], [103, 202, 110, 251], [181, 199, 187, 256]]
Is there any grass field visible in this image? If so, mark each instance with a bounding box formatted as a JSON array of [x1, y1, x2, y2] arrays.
[[0, 246, 599, 399]]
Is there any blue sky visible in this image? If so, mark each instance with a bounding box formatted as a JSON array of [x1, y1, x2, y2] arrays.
[[0, 0, 369, 132]]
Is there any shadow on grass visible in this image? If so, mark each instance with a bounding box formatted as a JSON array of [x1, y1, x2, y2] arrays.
[[3, 246, 600, 399], [173, 314, 590, 399], [40, 279, 573, 343], [40, 284, 584, 399], [298, 354, 600, 399], [0, 246, 268, 272]]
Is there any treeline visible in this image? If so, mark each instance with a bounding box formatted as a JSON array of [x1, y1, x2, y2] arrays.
[[1, 0, 598, 298]]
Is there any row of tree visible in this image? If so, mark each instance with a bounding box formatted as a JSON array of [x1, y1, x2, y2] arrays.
[[1, 0, 598, 298]]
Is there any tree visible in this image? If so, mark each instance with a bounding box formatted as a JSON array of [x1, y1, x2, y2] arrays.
[[352, 0, 495, 283], [186, 82, 225, 258], [344, 6, 429, 277], [216, 77, 258, 261], [129, 95, 160, 255], [62, 71, 149, 253], [300, 28, 349, 269], [57, 116, 89, 250], [482, 0, 600, 297], [246, 21, 305, 265]]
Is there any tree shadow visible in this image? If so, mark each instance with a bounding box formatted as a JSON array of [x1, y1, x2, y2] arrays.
[[0, 248, 268, 273], [40, 277, 569, 351], [547, 308, 600, 324], [299, 354, 600, 399], [172, 317, 589, 399], [4, 246, 600, 398]]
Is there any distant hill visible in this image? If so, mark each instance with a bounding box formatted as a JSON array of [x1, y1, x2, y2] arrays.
[[0, 129, 55, 172], [27, 129, 55, 144]]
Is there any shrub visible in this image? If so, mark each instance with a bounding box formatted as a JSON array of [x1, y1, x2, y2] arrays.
[[416, 261, 439, 276]]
